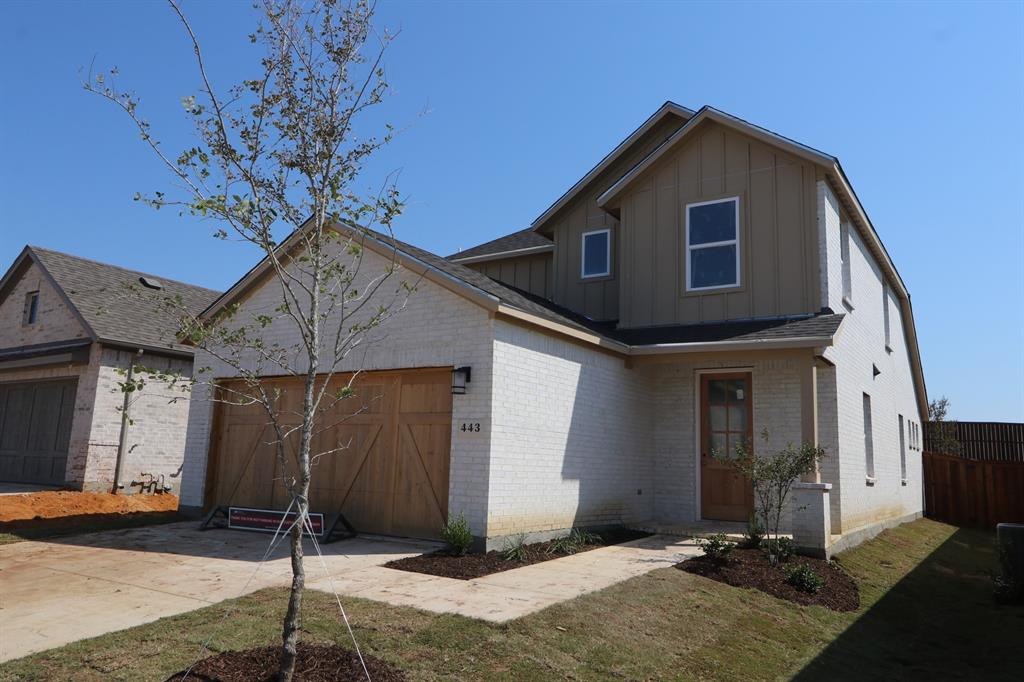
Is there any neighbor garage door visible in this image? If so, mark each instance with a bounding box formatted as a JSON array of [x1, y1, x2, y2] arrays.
[[0, 379, 76, 485], [207, 368, 452, 540]]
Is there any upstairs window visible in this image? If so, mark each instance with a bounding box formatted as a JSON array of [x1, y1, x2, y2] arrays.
[[23, 291, 39, 326], [686, 197, 740, 291], [840, 222, 853, 305], [882, 283, 892, 350], [581, 229, 611, 278]]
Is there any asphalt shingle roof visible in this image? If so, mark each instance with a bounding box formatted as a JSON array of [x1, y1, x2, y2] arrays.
[[30, 247, 221, 354], [447, 228, 552, 261]]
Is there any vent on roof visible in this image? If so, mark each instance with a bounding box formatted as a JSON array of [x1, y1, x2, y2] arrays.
[[139, 276, 164, 290]]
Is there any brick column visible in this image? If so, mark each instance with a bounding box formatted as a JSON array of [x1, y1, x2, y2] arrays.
[[792, 481, 832, 559], [799, 352, 820, 483]]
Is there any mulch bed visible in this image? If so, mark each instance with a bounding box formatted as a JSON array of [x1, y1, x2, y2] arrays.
[[165, 642, 406, 681], [385, 528, 651, 580], [676, 547, 860, 612]]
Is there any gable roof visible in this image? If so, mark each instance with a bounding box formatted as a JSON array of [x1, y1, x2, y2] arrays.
[[0, 246, 221, 356], [529, 101, 695, 231], [592, 105, 927, 416], [448, 228, 553, 264]]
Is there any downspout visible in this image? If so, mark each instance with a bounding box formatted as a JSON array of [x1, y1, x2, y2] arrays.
[[113, 348, 143, 494]]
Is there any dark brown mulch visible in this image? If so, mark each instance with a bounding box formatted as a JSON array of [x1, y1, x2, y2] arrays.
[[385, 528, 651, 580], [676, 547, 860, 612], [164, 642, 406, 682]]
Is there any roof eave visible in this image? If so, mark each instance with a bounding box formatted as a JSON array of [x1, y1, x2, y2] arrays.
[[449, 244, 554, 265]]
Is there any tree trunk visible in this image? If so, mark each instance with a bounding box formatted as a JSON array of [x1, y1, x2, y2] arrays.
[[278, 515, 306, 681]]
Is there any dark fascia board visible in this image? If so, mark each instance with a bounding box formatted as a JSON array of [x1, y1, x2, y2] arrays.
[[98, 338, 196, 360], [0, 338, 93, 360]]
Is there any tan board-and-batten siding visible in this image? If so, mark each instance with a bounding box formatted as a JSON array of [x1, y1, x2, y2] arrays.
[[541, 112, 689, 322], [465, 252, 552, 300], [616, 120, 821, 327]]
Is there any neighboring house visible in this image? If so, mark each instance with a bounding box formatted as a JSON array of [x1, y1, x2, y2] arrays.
[[0, 246, 219, 492], [180, 102, 927, 556]]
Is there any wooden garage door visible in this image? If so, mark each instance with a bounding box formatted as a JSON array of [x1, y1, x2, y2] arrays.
[[0, 379, 76, 485], [207, 369, 452, 540]]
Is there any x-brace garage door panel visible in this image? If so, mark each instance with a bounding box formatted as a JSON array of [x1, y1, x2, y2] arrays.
[[208, 369, 452, 540]]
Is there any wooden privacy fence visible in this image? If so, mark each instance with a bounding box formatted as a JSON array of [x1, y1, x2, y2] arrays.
[[924, 421, 1024, 462], [923, 451, 1024, 529]]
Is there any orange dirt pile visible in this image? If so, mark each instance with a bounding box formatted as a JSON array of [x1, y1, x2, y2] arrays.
[[0, 491, 179, 523]]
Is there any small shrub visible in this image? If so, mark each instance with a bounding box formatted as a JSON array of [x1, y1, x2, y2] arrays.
[[763, 536, 796, 563], [698, 533, 735, 562], [502, 533, 530, 562], [741, 514, 765, 549], [785, 563, 825, 593], [440, 512, 473, 556], [547, 528, 602, 555]]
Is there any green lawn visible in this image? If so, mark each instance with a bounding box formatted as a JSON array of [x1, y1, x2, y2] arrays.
[[1, 518, 1019, 681]]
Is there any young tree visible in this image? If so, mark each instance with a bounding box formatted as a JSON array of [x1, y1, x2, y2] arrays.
[[928, 396, 961, 455], [86, 1, 407, 678], [716, 430, 826, 565]]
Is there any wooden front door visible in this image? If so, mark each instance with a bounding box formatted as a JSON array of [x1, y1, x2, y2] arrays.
[[206, 368, 452, 540], [700, 372, 754, 522]]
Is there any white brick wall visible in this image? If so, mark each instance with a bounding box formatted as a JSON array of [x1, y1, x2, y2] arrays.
[[0, 260, 89, 348], [487, 320, 653, 536], [828, 224, 924, 533], [178, 246, 496, 538], [76, 347, 194, 492], [650, 356, 807, 530]]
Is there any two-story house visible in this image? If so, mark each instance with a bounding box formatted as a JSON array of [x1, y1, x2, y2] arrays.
[[180, 103, 927, 557]]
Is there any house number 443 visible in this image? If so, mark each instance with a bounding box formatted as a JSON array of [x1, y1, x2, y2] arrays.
[[459, 422, 481, 433]]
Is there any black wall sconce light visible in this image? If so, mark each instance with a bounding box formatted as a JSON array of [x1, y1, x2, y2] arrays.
[[451, 366, 472, 395]]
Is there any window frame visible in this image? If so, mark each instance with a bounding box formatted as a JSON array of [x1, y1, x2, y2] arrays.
[[840, 221, 853, 308], [863, 392, 875, 482], [882, 282, 892, 351], [580, 228, 612, 279], [23, 291, 39, 326], [685, 196, 741, 292], [898, 414, 907, 482]]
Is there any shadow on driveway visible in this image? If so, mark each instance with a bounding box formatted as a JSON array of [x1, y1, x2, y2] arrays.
[[795, 526, 1022, 680]]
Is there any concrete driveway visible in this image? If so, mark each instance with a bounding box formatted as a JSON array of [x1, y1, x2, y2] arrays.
[[0, 522, 439, 662]]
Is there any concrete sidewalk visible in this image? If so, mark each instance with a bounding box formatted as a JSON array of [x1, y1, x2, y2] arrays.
[[0, 523, 699, 662]]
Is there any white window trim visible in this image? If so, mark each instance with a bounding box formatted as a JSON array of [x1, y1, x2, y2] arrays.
[[840, 221, 853, 308], [685, 196, 741, 292], [580, 228, 611, 279]]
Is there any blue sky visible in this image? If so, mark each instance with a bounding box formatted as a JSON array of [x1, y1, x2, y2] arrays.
[[1, 0, 1021, 421]]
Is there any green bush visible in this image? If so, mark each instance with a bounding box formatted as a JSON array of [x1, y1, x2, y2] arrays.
[[502, 533, 530, 562], [440, 512, 473, 556], [763, 536, 796, 563], [741, 514, 765, 549], [785, 563, 825, 593], [547, 528, 602, 555], [698, 533, 735, 562]]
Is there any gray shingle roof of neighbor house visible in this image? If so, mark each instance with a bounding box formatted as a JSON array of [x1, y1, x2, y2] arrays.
[[18, 246, 221, 356], [447, 228, 553, 262]]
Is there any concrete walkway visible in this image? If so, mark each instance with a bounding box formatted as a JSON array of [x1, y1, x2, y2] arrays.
[[0, 522, 700, 662]]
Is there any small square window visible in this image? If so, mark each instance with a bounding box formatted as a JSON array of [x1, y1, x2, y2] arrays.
[[581, 229, 610, 278], [23, 291, 39, 326], [686, 197, 740, 291]]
